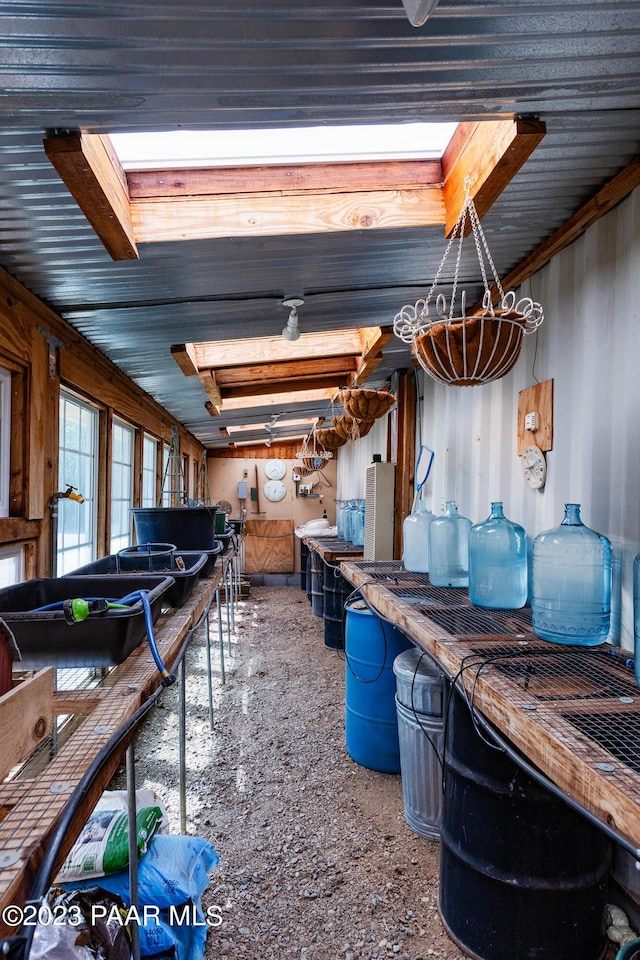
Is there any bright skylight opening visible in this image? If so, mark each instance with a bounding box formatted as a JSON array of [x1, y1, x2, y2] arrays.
[[110, 123, 458, 170]]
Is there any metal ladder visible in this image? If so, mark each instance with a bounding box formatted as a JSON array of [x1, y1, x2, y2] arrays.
[[159, 426, 186, 506], [194, 450, 211, 504]]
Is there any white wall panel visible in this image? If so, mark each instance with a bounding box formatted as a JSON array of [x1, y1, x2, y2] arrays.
[[340, 185, 640, 650], [336, 416, 388, 500]]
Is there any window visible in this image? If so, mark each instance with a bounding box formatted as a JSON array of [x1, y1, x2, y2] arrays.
[[58, 391, 98, 575], [142, 434, 158, 507], [110, 419, 135, 554], [0, 544, 23, 587], [0, 366, 11, 518]]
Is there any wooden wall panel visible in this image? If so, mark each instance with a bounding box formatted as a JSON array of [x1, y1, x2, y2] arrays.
[[243, 519, 295, 573]]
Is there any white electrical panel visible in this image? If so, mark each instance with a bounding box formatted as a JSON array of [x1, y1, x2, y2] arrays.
[[364, 462, 396, 561]]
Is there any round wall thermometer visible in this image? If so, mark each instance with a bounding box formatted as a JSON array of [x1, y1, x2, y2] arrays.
[[522, 444, 547, 489], [264, 479, 287, 502], [264, 458, 287, 480]]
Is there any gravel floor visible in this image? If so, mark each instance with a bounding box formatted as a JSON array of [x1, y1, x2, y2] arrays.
[[118, 582, 465, 960]]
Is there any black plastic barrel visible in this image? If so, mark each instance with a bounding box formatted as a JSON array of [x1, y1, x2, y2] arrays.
[[300, 539, 309, 592], [310, 550, 324, 618], [323, 562, 350, 649], [305, 551, 312, 605], [439, 688, 611, 960]]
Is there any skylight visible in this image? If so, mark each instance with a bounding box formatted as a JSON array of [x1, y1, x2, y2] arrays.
[[110, 122, 458, 170]]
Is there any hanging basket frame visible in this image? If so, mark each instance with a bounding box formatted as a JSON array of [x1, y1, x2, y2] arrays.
[[393, 178, 544, 387]]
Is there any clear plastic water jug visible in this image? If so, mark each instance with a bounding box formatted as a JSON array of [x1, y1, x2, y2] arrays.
[[531, 503, 611, 645], [428, 501, 472, 588], [343, 500, 357, 543], [351, 500, 366, 547], [336, 500, 346, 540], [468, 502, 528, 609], [403, 501, 433, 573]]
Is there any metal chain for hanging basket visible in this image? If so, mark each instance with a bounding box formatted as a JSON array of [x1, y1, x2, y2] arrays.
[[393, 178, 544, 387]]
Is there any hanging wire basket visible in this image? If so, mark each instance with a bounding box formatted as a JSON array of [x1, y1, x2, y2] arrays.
[[332, 415, 374, 443], [315, 427, 347, 450], [339, 387, 396, 421], [393, 178, 544, 387], [296, 427, 334, 470]]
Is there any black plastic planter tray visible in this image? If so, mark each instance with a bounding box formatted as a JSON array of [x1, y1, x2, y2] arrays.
[[217, 526, 234, 555], [66, 551, 208, 608], [228, 518, 245, 535], [199, 541, 224, 577], [0, 575, 174, 669]]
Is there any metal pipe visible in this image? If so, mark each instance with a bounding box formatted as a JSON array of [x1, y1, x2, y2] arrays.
[[178, 655, 186, 834], [126, 744, 141, 960]]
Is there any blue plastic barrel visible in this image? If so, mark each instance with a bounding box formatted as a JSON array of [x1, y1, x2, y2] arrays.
[[345, 600, 413, 772]]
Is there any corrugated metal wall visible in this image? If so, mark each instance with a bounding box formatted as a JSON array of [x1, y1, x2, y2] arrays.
[[339, 185, 640, 650]]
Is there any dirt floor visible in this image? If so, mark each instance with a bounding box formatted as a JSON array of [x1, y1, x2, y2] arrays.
[[117, 582, 466, 960]]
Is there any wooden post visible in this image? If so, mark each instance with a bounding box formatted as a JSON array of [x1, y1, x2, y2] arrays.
[[392, 370, 417, 561]]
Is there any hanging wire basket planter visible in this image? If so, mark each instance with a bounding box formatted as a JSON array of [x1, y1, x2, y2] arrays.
[[339, 387, 396, 421], [297, 427, 334, 471], [393, 178, 544, 387], [315, 427, 347, 450], [332, 415, 375, 443]]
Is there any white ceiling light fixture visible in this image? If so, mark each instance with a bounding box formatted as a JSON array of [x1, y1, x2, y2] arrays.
[[401, 0, 441, 26], [282, 298, 304, 342]]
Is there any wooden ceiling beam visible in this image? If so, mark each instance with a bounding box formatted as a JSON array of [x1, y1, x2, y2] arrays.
[[352, 326, 394, 385], [170, 342, 200, 376], [43, 133, 139, 261], [127, 159, 443, 199], [130, 187, 445, 243], [493, 154, 640, 299], [442, 117, 546, 237], [192, 329, 364, 368], [214, 355, 358, 387], [220, 373, 347, 400], [199, 369, 222, 406]]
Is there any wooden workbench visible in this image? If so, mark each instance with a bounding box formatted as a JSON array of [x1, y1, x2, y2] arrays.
[[341, 559, 640, 855], [0, 569, 221, 937], [305, 535, 364, 565]]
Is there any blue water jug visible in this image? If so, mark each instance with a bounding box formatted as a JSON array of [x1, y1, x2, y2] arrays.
[[531, 503, 611, 645], [336, 500, 346, 540], [342, 500, 354, 542], [403, 500, 433, 573], [351, 500, 365, 547], [428, 501, 472, 588], [468, 502, 528, 609]]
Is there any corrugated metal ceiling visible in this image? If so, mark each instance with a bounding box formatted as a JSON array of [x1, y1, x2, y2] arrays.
[[0, 1, 639, 446]]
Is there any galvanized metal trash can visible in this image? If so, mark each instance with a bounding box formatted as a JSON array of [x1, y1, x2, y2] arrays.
[[393, 648, 446, 839]]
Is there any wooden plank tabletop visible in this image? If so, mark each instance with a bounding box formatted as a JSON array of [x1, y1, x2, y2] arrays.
[[341, 560, 640, 854], [305, 536, 364, 564], [0, 570, 221, 934]]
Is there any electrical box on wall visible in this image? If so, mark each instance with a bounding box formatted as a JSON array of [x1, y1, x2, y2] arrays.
[[238, 480, 248, 500], [517, 379, 553, 455]]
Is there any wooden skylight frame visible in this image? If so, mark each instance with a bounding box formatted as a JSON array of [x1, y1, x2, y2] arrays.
[[43, 117, 546, 260], [171, 326, 392, 416]]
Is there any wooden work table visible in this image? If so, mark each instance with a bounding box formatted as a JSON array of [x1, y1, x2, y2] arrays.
[[305, 535, 364, 565], [0, 568, 222, 937], [341, 559, 640, 856]]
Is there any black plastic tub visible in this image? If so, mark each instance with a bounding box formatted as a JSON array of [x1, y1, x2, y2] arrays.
[[131, 506, 218, 550], [227, 518, 245, 535], [217, 526, 234, 555], [199, 542, 224, 577], [0, 575, 174, 669], [66, 551, 208, 608], [116, 542, 177, 572]]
